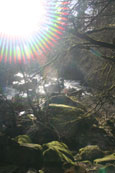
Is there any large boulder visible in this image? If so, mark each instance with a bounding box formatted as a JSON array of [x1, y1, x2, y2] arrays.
[[46, 104, 115, 150], [40, 141, 86, 173], [26, 123, 58, 145], [41, 141, 82, 173], [47, 104, 98, 149], [44, 95, 86, 111], [0, 134, 43, 170], [75, 126, 115, 150], [26, 102, 86, 145]]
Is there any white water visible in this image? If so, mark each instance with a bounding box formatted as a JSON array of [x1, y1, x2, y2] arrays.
[[3, 73, 90, 99]]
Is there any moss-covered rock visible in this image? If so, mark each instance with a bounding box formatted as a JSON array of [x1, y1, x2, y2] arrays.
[[0, 135, 43, 170], [45, 95, 86, 111], [26, 123, 58, 145], [6, 143, 43, 169], [75, 126, 115, 151], [76, 145, 104, 161], [94, 153, 115, 164], [49, 103, 86, 120], [14, 134, 32, 144], [47, 104, 98, 149], [41, 141, 87, 173], [42, 141, 75, 167]]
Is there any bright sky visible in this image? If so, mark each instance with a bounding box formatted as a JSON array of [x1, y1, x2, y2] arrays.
[[0, 0, 46, 38]]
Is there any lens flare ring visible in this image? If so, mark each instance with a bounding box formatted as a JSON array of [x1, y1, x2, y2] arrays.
[[0, 0, 69, 63]]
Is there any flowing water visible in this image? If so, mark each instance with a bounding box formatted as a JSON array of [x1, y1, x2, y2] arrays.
[[3, 73, 90, 100]]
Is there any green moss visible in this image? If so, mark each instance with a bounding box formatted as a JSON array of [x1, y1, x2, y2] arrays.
[[43, 141, 69, 150], [82, 160, 92, 165], [47, 95, 86, 111], [49, 104, 85, 123], [39, 170, 44, 173], [94, 153, 115, 164], [14, 135, 32, 144], [42, 141, 75, 167], [21, 143, 43, 151], [49, 103, 84, 111], [79, 145, 100, 152]]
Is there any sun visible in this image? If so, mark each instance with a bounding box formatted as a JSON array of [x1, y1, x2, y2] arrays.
[[0, 0, 46, 38], [0, 0, 68, 63]]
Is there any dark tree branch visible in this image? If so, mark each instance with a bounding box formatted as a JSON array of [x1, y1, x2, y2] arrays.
[[69, 43, 115, 63], [73, 30, 115, 50], [83, 0, 114, 31], [86, 26, 115, 34]]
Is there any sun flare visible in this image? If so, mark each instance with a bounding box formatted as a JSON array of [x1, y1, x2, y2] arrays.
[[0, 0, 68, 63], [0, 0, 46, 37]]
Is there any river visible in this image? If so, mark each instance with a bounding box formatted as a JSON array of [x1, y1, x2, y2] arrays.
[[3, 73, 90, 100]]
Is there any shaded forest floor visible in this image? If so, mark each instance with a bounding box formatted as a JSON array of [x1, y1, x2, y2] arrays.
[[0, 91, 115, 173]]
